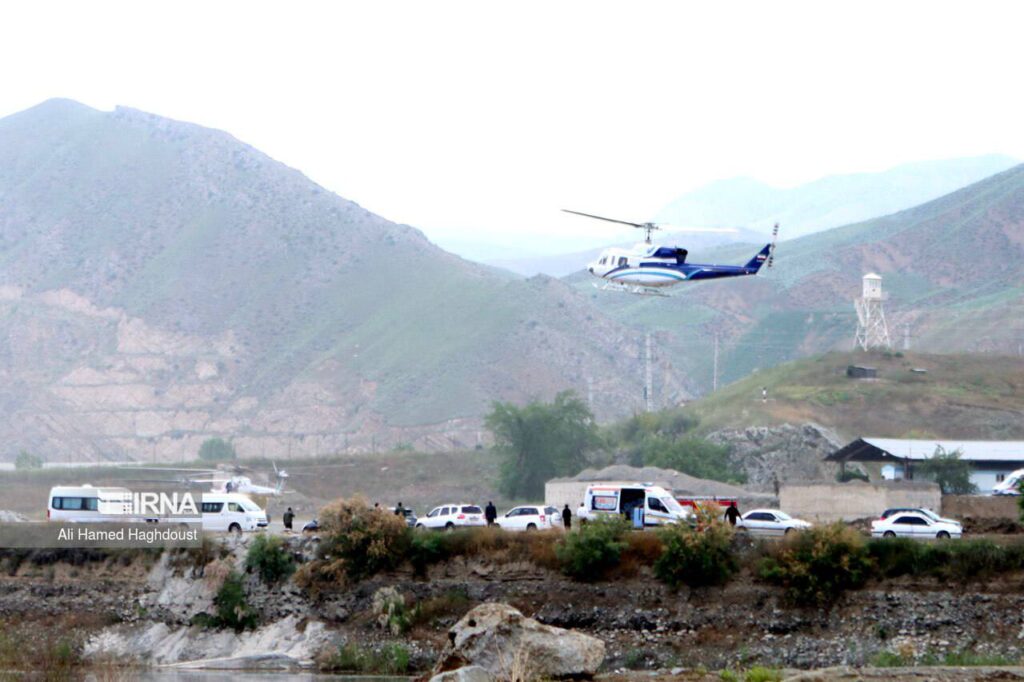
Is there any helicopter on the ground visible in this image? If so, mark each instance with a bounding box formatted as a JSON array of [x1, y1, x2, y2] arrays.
[[123, 462, 290, 496], [563, 209, 778, 295]]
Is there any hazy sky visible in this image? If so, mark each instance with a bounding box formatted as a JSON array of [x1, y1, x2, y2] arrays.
[[3, 1, 1024, 256]]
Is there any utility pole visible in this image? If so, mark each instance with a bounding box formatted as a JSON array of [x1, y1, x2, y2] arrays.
[[644, 331, 654, 412], [713, 333, 720, 392]]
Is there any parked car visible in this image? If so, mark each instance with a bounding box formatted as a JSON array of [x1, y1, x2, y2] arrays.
[[737, 509, 811, 536], [416, 504, 486, 531], [496, 505, 558, 531], [389, 507, 418, 528], [871, 511, 962, 540], [302, 519, 319, 534], [880, 507, 961, 528]]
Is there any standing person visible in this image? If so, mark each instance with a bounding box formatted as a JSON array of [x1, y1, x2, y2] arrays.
[[724, 501, 741, 527], [394, 501, 404, 516], [485, 501, 497, 526], [283, 507, 294, 532], [761, 387, 768, 403], [562, 504, 572, 530]]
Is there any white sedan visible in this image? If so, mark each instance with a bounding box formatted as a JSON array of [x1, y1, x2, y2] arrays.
[[496, 505, 559, 531], [416, 504, 486, 531], [872, 511, 962, 540], [737, 509, 812, 536]]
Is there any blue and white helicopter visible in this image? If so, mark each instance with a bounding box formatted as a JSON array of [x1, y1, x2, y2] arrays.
[[563, 209, 778, 296]]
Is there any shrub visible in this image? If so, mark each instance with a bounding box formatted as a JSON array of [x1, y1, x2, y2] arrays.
[[198, 437, 236, 462], [245, 534, 295, 584], [745, 668, 782, 682], [758, 523, 872, 607], [316, 496, 410, 581], [867, 537, 924, 578], [654, 520, 736, 588], [408, 531, 449, 577], [212, 571, 257, 631], [325, 642, 410, 674], [372, 587, 411, 635], [556, 516, 629, 581], [14, 450, 43, 470]]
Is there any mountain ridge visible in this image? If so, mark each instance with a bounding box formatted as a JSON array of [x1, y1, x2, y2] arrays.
[[0, 99, 685, 462]]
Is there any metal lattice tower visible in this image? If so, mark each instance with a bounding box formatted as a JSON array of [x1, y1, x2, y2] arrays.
[[854, 273, 892, 351]]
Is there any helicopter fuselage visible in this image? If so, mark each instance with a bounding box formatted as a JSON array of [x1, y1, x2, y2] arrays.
[[587, 242, 771, 288]]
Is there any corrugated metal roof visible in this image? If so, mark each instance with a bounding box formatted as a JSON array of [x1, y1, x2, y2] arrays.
[[862, 438, 1024, 462]]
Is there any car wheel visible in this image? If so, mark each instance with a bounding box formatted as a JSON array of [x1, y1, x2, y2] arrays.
[[883, 531, 896, 538], [445, 522, 455, 532], [415, 523, 426, 531], [937, 531, 950, 540], [784, 527, 794, 535], [526, 523, 537, 531], [228, 523, 242, 535]]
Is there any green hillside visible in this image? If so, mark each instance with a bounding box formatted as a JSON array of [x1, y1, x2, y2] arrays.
[[684, 351, 1024, 441]]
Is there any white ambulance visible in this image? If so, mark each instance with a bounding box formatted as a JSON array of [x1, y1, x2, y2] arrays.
[[577, 483, 691, 527]]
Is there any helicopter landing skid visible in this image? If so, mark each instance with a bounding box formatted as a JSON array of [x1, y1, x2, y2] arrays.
[[594, 281, 669, 297]]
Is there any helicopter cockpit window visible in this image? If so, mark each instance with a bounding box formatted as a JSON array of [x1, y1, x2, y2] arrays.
[[599, 257, 607, 265]]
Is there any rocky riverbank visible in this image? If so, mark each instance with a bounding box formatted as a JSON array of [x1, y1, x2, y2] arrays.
[[1, 535, 1024, 676]]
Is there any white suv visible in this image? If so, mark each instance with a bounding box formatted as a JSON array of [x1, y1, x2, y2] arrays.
[[496, 505, 559, 531], [416, 504, 486, 531]]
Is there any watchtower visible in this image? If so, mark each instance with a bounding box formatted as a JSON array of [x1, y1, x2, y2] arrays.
[[854, 273, 891, 351]]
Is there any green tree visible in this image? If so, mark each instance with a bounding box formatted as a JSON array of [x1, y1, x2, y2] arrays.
[[917, 446, 976, 495], [486, 391, 599, 499], [14, 450, 43, 470], [640, 436, 745, 483], [198, 437, 236, 462]]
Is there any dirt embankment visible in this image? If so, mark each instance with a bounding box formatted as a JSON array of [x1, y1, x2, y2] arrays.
[[3, 545, 1024, 674]]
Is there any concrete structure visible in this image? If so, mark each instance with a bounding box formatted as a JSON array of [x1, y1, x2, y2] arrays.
[[941, 495, 1021, 520], [780, 480, 941, 522], [825, 438, 1024, 494]]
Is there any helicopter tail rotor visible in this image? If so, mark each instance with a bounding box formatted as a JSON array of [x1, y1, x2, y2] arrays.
[[767, 222, 780, 268]]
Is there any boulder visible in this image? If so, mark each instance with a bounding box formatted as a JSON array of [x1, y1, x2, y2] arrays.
[[433, 602, 604, 679]]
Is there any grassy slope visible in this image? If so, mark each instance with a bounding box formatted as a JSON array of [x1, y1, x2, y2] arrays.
[[684, 351, 1024, 442]]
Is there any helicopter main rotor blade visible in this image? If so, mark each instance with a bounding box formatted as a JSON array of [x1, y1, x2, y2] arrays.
[[658, 225, 740, 234], [561, 209, 647, 228]]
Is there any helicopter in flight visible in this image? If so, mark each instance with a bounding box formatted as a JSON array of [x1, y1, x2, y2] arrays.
[[563, 209, 778, 295]]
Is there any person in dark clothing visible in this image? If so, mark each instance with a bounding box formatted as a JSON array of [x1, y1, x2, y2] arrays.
[[283, 507, 294, 531], [562, 504, 572, 530], [724, 502, 741, 526], [394, 502, 404, 516], [485, 501, 497, 526]]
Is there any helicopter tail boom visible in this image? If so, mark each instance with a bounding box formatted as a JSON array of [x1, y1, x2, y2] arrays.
[[744, 244, 773, 272]]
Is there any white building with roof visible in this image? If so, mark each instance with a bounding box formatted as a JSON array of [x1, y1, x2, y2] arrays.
[[825, 438, 1024, 493]]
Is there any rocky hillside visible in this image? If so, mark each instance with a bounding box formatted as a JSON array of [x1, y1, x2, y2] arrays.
[[0, 99, 686, 462]]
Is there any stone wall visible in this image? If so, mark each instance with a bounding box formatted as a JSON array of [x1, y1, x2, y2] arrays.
[[942, 495, 1020, 520], [781, 480, 941, 522]]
